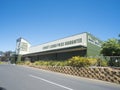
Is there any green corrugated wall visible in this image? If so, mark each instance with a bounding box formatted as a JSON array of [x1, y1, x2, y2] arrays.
[[86, 33, 103, 57]]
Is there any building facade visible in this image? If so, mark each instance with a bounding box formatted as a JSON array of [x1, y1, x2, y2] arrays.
[[16, 37, 31, 55], [16, 32, 103, 61]]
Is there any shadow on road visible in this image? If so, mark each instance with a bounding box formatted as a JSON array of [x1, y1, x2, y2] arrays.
[[0, 87, 6, 90]]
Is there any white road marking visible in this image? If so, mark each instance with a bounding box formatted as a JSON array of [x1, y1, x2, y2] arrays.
[[29, 74, 74, 90]]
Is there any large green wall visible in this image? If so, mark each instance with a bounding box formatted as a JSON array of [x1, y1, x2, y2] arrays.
[[86, 33, 103, 57]]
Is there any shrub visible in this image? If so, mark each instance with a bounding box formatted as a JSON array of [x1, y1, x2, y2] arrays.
[[0, 61, 3, 64], [87, 58, 97, 66], [67, 56, 97, 67], [19, 56, 99, 67], [101, 60, 108, 66], [55, 61, 68, 66], [34, 61, 43, 65], [16, 61, 24, 65], [97, 58, 108, 67], [24, 61, 32, 65], [33, 60, 68, 66]]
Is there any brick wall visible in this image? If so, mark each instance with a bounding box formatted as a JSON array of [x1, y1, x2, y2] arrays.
[[30, 65, 120, 84]]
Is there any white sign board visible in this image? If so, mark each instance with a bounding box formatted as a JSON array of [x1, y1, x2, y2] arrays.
[[29, 33, 87, 54]]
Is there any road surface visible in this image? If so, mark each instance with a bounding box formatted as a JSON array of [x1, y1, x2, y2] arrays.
[[0, 64, 120, 90]]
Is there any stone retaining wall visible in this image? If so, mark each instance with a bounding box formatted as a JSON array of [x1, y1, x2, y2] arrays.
[[30, 65, 120, 84]]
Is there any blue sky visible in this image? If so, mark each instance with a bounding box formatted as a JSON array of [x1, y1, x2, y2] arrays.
[[0, 0, 120, 52]]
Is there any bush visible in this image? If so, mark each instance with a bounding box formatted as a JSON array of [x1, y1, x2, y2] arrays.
[[54, 61, 68, 66], [33, 60, 68, 66], [18, 56, 99, 67], [67, 56, 97, 67], [0, 61, 3, 64], [101, 60, 108, 66], [97, 58, 108, 67], [16, 61, 24, 65], [24, 61, 32, 65], [87, 58, 97, 66], [34, 61, 43, 65]]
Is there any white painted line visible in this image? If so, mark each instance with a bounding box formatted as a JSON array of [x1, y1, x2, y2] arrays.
[[29, 74, 73, 90]]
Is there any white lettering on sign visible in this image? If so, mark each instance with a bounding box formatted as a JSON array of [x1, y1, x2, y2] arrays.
[[42, 38, 82, 50], [88, 36, 101, 47], [29, 33, 87, 54]]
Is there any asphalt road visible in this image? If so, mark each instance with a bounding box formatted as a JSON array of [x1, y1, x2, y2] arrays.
[[0, 64, 120, 90]]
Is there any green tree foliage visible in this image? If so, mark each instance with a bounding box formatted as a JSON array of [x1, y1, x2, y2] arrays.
[[101, 39, 120, 56], [118, 34, 120, 43]]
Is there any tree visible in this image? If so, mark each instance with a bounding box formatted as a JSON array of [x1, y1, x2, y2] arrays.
[[0, 51, 15, 62], [101, 39, 120, 56], [118, 34, 120, 44], [0, 51, 4, 56]]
